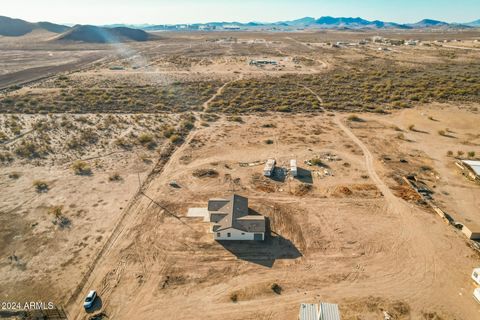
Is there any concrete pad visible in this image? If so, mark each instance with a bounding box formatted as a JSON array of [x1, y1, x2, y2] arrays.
[[187, 208, 209, 222]]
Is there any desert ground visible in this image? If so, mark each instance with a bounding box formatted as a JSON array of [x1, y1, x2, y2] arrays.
[[1, 29, 480, 320]]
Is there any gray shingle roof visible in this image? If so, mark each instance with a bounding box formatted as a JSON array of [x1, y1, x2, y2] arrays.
[[208, 194, 265, 233]]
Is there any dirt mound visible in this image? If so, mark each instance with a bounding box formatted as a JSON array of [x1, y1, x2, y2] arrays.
[[331, 184, 382, 198], [392, 184, 423, 202], [228, 282, 282, 302], [251, 173, 277, 193], [342, 296, 411, 319], [192, 168, 219, 178], [331, 185, 353, 197], [292, 183, 313, 196], [54, 25, 152, 43]]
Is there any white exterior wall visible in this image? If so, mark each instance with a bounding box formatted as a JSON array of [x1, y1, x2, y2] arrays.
[[214, 228, 264, 241]]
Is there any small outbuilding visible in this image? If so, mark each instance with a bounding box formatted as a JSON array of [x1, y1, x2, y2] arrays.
[[456, 160, 480, 181], [462, 222, 480, 240], [264, 159, 276, 177], [290, 159, 298, 177]]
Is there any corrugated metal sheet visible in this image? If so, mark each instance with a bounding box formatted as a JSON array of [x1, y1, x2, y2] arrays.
[[462, 160, 480, 176], [299, 303, 319, 320], [319, 302, 340, 320]]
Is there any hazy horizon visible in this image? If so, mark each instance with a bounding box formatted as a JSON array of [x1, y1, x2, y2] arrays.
[[2, 0, 479, 26]]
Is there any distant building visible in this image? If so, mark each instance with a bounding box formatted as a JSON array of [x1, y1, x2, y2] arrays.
[[250, 60, 278, 66], [223, 24, 240, 30], [208, 194, 265, 241]]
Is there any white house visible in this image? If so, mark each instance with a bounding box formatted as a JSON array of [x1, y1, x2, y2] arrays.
[[208, 194, 265, 241]]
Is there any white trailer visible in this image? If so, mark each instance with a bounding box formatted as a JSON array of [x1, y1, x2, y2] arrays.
[[474, 288, 480, 304], [472, 268, 480, 285], [290, 159, 298, 177], [263, 159, 276, 177]]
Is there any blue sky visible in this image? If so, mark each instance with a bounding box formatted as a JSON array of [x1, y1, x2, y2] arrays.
[[2, 0, 479, 25]]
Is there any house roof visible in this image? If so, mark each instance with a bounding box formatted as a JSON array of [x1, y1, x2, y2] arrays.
[[208, 194, 265, 233]]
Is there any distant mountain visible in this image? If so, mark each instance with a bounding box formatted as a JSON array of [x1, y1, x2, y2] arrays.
[[408, 19, 449, 28], [279, 17, 316, 26], [54, 25, 152, 43], [0, 15, 70, 36], [466, 19, 480, 27]]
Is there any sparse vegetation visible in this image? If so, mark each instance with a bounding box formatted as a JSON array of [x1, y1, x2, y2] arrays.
[[193, 168, 219, 178], [33, 180, 49, 192], [348, 115, 364, 122], [72, 160, 92, 175], [109, 172, 122, 182]]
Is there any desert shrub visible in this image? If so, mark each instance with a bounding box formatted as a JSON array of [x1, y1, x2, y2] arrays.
[[229, 293, 238, 303], [438, 130, 446, 136], [33, 180, 49, 192], [200, 113, 219, 122], [468, 151, 476, 158], [163, 126, 175, 138], [138, 133, 154, 145], [347, 115, 364, 122], [457, 151, 464, 156], [309, 158, 325, 166], [0, 131, 8, 142], [408, 124, 415, 131], [446, 150, 453, 156], [0, 152, 14, 163], [115, 137, 131, 149], [181, 120, 195, 130], [14, 141, 44, 158], [276, 105, 291, 112], [72, 160, 92, 175], [271, 283, 282, 295], [108, 172, 122, 181], [227, 116, 243, 123], [265, 139, 274, 144], [8, 172, 20, 179], [261, 123, 276, 128], [193, 169, 219, 178], [170, 134, 181, 144], [49, 206, 71, 229]]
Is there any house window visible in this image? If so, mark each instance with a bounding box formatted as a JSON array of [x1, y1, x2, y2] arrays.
[[217, 232, 221, 237], [227, 232, 231, 238]]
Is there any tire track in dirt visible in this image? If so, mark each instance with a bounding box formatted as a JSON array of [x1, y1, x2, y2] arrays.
[[66, 81, 232, 319], [301, 84, 438, 296], [202, 75, 243, 112]]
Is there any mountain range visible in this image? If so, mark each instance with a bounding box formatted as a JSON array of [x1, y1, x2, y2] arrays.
[[0, 16, 152, 42], [137, 16, 480, 31], [0, 15, 479, 43]]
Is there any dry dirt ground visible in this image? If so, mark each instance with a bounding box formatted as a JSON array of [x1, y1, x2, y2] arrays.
[[0, 30, 480, 320], [61, 111, 480, 320]]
